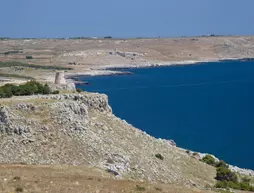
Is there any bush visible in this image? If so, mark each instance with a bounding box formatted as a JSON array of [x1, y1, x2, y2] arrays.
[[155, 154, 164, 160], [216, 166, 238, 183], [52, 90, 60, 94], [213, 158, 254, 192], [0, 61, 72, 70], [216, 180, 254, 192], [192, 152, 198, 156], [26, 56, 33, 59], [76, 88, 82, 93], [215, 181, 228, 189], [42, 84, 50, 94], [216, 160, 228, 168], [0, 81, 53, 98], [202, 155, 216, 166]]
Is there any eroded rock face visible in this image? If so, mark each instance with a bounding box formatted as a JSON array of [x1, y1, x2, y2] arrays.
[[50, 101, 89, 132], [0, 106, 31, 135], [0, 93, 217, 187], [0, 106, 9, 124], [0, 107, 10, 134], [104, 153, 131, 176]]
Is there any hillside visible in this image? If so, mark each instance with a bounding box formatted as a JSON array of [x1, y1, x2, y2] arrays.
[[1, 36, 254, 83], [0, 164, 216, 193], [0, 92, 218, 191]]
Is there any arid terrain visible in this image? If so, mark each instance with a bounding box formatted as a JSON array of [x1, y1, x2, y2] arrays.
[[0, 164, 216, 193], [1, 93, 254, 193], [1, 37, 254, 192], [1, 36, 254, 83]]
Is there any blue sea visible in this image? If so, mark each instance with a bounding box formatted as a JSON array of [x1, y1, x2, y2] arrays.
[[76, 60, 254, 169]]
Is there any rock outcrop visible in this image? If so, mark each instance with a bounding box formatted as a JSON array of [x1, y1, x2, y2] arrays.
[[0, 93, 216, 187]]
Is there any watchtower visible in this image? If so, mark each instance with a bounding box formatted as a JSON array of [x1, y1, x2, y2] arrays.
[[55, 71, 66, 85]]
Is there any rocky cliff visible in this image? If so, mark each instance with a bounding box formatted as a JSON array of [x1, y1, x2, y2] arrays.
[[0, 93, 216, 188]]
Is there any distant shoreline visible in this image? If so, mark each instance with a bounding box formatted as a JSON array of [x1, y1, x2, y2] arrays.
[[73, 59, 254, 176], [67, 57, 254, 82]]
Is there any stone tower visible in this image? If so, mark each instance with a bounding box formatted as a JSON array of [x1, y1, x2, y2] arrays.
[[55, 71, 66, 85]]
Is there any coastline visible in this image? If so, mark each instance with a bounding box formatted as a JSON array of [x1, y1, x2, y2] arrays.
[[66, 57, 253, 80], [69, 58, 254, 177]]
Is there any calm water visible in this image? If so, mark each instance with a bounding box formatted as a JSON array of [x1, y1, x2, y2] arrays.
[[77, 60, 254, 169]]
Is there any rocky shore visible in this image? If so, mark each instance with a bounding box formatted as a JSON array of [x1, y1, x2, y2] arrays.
[[67, 57, 251, 77], [1, 92, 253, 189], [0, 93, 216, 187]]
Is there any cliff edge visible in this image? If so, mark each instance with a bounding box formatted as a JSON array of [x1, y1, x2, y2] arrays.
[[0, 93, 216, 188]]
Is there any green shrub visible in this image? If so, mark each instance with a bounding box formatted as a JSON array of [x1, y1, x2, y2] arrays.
[[216, 160, 228, 168], [242, 177, 251, 183], [155, 154, 164, 160], [42, 84, 50, 94], [202, 155, 216, 166], [192, 152, 198, 156], [0, 81, 53, 98], [216, 166, 237, 183], [26, 56, 33, 59], [52, 90, 60, 94], [0, 61, 72, 70], [216, 180, 254, 192], [213, 159, 254, 192], [215, 181, 228, 189], [76, 88, 82, 93], [0, 73, 34, 80]]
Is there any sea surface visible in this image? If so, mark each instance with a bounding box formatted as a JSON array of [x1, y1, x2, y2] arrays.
[[76, 60, 254, 169]]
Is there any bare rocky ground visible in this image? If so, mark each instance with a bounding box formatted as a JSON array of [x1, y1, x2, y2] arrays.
[[1, 36, 254, 83], [1, 92, 254, 193], [0, 92, 218, 192], [1, 37, 254, 192], [0, 93, 216, 185], [0, 164, 216, 193]]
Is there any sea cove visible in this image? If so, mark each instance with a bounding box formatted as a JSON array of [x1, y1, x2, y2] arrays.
[[77, 60, 254, 170]]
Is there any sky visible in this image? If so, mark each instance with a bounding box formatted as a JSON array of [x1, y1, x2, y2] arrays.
[[1, 0, 254, 38]]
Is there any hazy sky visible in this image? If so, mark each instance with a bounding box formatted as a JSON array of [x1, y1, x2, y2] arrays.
[[1, 0, 254, 38]]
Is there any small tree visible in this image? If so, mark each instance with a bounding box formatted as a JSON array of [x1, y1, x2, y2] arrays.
[[76, 88, 82, 93], [216, 160, 228, 168], [216, 167, 238, 183], [26, 56, 33, 59], [42, 84, 51, 94], [202, 155, 216, 166], [155, 154, 164, 160]]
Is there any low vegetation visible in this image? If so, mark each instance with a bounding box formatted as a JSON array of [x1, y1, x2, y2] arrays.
[[25, 55, 33, 59], [0, 73, 34, 80], [15, 186, 23, 192], [135, 185, 146, 191], [0, 81, 57, 98], [201, 155, 254, 191], [0, 61, 72, 70], [3, 50, 23, 55], [76, 88, 82, 93], [155, 154, 164, 160], [202, 154, 216, 166]]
